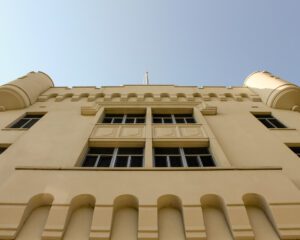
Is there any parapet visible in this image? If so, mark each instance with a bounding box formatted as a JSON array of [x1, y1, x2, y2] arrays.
[[0, 71, 54, 110], [244, 71, 300, 111]]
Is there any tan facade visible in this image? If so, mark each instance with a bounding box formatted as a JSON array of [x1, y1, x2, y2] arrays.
[[0, 71, 300, 239]]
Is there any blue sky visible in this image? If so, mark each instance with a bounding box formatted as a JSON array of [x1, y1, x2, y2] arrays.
[[0, 0, 299, 87]]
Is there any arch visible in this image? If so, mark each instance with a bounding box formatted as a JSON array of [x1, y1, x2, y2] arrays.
[[224, 93, 234, 100], [127, 93, 138, 102], [80, 93, 89, 98], [144, 93, 154, 102], [208, 93, 217, 98], [128, 93, 137, 98], [95, 93, 105, 101], [193, 93, 202, 98], [63, 194, 96, 240], [110, 195, 139, 240], [157, 195, 186, 240], [16, 193, 54, 240], [160, 93, 170, 102], [240, 93, 249, 98], [111, 93, 121, 98], [243, 193, 280, 240], [200, 194, 234, 240], [111, 93, 121, 102]]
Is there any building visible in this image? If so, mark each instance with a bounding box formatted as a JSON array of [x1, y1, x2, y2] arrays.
[[0, 71, 299, 240]]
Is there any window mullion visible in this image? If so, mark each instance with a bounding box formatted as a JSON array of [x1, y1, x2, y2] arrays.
[[167, 156, 171, 167], [122, 114, 127, 124], [171, 114, 176, 124], [267, 118, 277, 128], [179, 148, 188, 167], [127, 155, 131, 168], [198, 155, 203, 167], [111, 148, 118, 167], [94, 155, 101, 167], [21, 119, 31, 128]]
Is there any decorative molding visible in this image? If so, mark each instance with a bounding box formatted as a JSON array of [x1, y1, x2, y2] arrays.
[[200, 103, 217, 115], [81, 104, 100, 116]]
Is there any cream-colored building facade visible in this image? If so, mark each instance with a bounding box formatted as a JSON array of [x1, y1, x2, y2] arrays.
[[0, 71, 300, 240]]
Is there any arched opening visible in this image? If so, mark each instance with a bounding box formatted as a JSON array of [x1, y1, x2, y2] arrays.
[[110, 195, 138, 240], [16, 193, 54, 240], [243, 193, 280, 240], [158, 195, 186, 240], [201, 194, 234, 240], [63, 194, 95, 240], [160, 93, 170, 102], [144, 93, 154, 102]]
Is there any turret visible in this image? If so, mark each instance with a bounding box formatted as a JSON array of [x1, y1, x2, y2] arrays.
[[244, 71, 300, 111], [0, 71, 54, 110]]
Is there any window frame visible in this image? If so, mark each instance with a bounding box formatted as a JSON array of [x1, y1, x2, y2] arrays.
[[82, 147, 144, 168], [152, 114, 196, 124], [153, 147, 215, 167], [101, 113, 146, 124], [8, 113, 45, 129], [253, 113, 286, 129]]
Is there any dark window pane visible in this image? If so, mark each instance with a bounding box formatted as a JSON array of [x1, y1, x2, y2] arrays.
[[105, 114, 124, 117], [175, 118, 185, 123], [97, 156, 112, 167], [88, 148, 114, 154], [130, 156, 143, 167], [153, 114, 171, 117], [155, 148, 180, 155], [163, 118, 173, 123], [290, 147, 300, 154], [174, 114, 192, 117], [184, 148, 209, 155], [153, 118, 162, 123], [185, 118, 196, 123], [11, 119, 29, 128], [102, 118, 113, 123], [118, 148, 143, 155], [256, 114, 272, 118], [186, 156, 200, 167], [128, 114, 145, 117], [83, 155, 97, 167], [24, 115, 43, 119], [169, 156, 183, 167], [113, 118, 123, 123], [136, 118, 145, 123], [155, 156, 167, 167], [201, 156, 215, 167], [0, 148, 6, 154], [22, 118, 39, 128], [269, 118, 286, 128], [115, 156, 128, 167], [125, 118, 135, 123], [259, 119, 274, 128]]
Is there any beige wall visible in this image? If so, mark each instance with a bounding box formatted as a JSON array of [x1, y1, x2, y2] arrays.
[[0, 71, 300, 239]]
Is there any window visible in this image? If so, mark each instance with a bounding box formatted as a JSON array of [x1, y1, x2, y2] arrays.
[[154, 147, 215, 167], [153, 114, 195, 124], [102, 114, 145, 124], [10, 114, 44, 129], [253, 114, 286, 128], [82, 147, 144, 167], [289, 147, 300, 158]]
